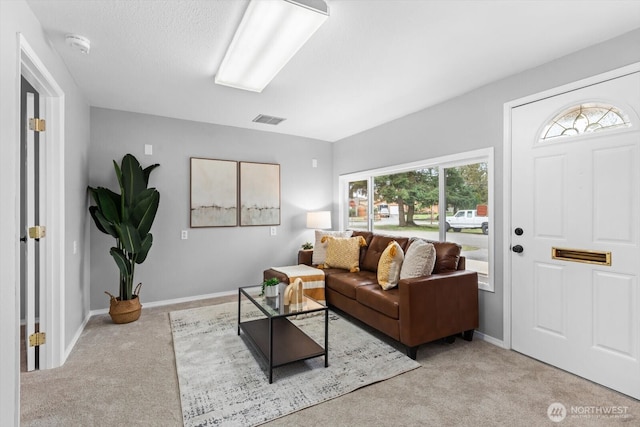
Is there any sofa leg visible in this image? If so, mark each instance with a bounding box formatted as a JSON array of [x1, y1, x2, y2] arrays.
[[443, 335, 456, 344], [406, 346, 418, 360], [462, 329, 474, 341]]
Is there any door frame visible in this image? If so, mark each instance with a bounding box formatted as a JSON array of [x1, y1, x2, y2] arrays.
[[18, 34, 66, 369], [502, 61, 640, 350]]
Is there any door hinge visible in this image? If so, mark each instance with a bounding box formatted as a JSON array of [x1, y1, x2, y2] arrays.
[[29, 118, 46, 132], [28, 225, 46, 239], [29, 332, 46, 347]]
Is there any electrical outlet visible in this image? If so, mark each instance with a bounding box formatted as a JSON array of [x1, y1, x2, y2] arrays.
[[270, 227, 277, 236], [144, 144, 153, 155], [181, 230, 188, 240]]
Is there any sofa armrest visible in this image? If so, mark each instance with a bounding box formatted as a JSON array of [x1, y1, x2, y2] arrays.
[[398, 270, 478, 346], [263, 268, 290, 284], [298, 249, 313, 266]]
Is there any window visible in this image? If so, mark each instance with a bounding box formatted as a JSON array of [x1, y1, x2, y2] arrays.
[[540, 103, 631, 141], [444, 162, 490, 289], [346, 179, 368, 231], [339, 148, 494, 291], [372, 168, 439, 233]]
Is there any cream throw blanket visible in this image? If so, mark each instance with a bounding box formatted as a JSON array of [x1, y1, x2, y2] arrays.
[[271, 264, 325, 304]]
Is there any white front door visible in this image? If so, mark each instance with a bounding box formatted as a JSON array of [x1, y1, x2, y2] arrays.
[[511, 71, 640, 398]]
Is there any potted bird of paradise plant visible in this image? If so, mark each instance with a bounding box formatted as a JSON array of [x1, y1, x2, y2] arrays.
[[88, 153, 160, 323]]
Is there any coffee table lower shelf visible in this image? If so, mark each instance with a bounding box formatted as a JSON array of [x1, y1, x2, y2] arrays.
[[239, 317, 326, 383]]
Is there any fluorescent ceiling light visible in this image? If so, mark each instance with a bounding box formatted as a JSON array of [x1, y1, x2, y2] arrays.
[[215, 0, 329, 92]]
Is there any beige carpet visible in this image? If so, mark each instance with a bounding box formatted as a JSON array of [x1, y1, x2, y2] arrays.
[[21, 295, 640, 426]]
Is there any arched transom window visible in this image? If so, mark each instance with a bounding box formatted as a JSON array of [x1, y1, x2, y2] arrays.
[[540, 103, 631, 141]]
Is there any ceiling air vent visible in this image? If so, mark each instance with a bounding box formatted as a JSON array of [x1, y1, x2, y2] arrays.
[[253, 114, 286, 126]]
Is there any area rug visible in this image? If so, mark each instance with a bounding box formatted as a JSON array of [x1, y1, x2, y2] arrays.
[[170, 301, 420, 426]]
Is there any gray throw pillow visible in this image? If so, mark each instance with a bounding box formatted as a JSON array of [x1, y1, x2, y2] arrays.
[[399, 239, 436, 280]]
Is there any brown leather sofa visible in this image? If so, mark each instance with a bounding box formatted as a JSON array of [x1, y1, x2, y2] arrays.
[[264, 231, 479, 359]]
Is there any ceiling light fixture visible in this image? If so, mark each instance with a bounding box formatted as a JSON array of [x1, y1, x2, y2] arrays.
[[215, 0, 329, 93], [65, 34, 91, 54]]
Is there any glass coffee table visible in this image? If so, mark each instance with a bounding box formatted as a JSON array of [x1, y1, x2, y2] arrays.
[[238, 284, 328, 383]]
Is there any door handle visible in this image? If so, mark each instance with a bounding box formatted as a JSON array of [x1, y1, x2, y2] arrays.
[[512, 245, 524, 253]]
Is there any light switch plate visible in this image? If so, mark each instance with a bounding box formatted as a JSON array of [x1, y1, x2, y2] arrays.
[[270, 227, 276, 236]]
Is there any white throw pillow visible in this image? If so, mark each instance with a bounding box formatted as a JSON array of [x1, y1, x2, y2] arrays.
[[312, 230, 353, 265], [400, 239, 436, 280]]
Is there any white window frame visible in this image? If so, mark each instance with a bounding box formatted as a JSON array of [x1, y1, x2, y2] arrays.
[[339, 148, 494, 292]]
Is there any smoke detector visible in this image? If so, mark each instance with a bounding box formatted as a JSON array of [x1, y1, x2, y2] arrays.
[[65, 34, 90, 54]]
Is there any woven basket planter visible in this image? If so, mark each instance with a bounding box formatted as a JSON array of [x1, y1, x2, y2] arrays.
[[105, 283, 142, 324]]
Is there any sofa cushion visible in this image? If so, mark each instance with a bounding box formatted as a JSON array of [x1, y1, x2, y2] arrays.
[[318, 267, 350, 278], [362, 235, 410, 273], [356, 285, 400, 319], [323, 236, 367, 272], [377, 241, 405, 290], [312, 230, 353, 265], [350, 230, 374, 266], [429, 241, 461, 273], [400, 239, 436, 280], [326, 271, 378, 299], [350, 230, 374, 246]]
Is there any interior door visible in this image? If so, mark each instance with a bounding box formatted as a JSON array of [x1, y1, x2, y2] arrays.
[[21, 76, 43, 371], [511, 72, 640, 398]]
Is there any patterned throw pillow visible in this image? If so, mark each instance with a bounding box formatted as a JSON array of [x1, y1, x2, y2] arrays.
[[377, 241, 405, 290], [312, 230, 353, 265], [400, 239, 436, 280], [322, 236, 367, 272]]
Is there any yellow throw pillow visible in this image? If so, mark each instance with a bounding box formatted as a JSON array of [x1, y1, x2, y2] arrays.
[[322, 236, 367, 272], [312, 230, 353, 265], [377, 241, 404, 290]]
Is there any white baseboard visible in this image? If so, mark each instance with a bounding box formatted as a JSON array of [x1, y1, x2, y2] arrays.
[[474, 330, 506, 348], [65, 311, 92, 363], [88, 289, 238, 317]]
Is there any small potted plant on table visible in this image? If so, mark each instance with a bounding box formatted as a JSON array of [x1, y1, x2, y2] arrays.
[[261, 277, 280, 298]]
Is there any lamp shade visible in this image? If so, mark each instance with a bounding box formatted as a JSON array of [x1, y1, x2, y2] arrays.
[[306, 211, 331, 229]]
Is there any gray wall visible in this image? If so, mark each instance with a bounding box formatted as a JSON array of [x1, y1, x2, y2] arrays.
[[333, 28, 640, 341], [0, 1, 91, 425], [89, 108, 333, 309]]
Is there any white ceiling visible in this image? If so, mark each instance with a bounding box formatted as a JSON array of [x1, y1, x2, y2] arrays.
[[26, 0, 640, 142]]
